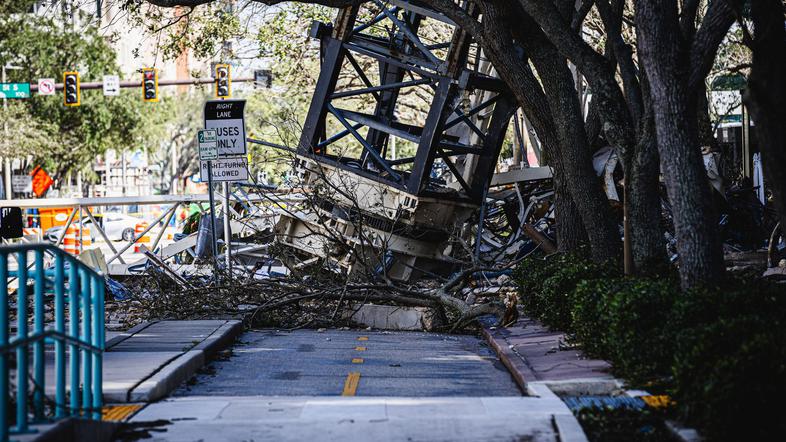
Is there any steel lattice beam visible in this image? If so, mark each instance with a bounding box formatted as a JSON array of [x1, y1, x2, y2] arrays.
[[298, 0, 516, 204]]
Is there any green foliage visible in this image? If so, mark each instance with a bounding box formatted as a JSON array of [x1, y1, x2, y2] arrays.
[[0, 14, 149, 177], [601, 278, 678, 383], [670, 279, 786, 440], [515, 254, 786, 439], [514, 251, 617, 331]]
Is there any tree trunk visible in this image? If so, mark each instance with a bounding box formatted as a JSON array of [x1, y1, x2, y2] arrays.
[[489, 2, 620, 263], [635, 0, 724, 289], [628, 106, 667, 272], [745, 0, 786, 232], [554, 168, 588, 252]]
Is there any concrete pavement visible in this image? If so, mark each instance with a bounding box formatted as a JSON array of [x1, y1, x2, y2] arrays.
[[481, 316, 618, 395], [37, 320, 242, 404], [128, 393, 584, 442], [127, 328, 588, 441]]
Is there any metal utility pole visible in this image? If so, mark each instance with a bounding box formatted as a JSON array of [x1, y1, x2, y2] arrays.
[[2, 65, 22, 200], [206, 161, 220, 284], [223, 182, 231, 272]]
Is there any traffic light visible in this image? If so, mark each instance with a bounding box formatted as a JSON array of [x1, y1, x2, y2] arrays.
[[215, 64, 231, 98], [142, 68, 159, 102], [63, 72, 80, 106]]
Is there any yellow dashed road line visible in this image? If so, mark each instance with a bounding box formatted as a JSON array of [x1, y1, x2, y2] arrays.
[[102, 404, 144, 422], [357, 336, 368, 341], [355, 346, 366, 351], [342, 372, 361, 396], [352, 358, 364, 364]]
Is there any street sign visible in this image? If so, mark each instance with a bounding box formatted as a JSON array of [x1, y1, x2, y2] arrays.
[[0, 83, 31, 99], [103, 75, 120, 96], [11, 176, 32, 193], [37, 78, 55, 96], [204, 99, 247, 156], [198, 129, 218, 161], [199, 157, 249, 182]]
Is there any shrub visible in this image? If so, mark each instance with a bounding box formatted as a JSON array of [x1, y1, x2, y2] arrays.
[[670, 278, 786, 440], [514, 251, 617, 331], [571, 276, 679, 383], [570, 278, 618, 357], [603, 277, 679, 383]]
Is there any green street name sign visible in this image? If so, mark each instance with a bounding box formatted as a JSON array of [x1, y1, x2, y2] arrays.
[[0, 83, 31, 99]]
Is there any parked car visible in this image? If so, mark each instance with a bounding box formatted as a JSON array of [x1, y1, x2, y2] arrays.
[[44, 213, 142, 243]]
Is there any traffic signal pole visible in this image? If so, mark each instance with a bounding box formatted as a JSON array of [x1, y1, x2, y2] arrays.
[[29, 77, 255, 92]]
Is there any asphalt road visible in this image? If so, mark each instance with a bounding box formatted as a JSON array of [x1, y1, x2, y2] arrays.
[[175, 328, 523, 397], [128, 329, 584, 441]]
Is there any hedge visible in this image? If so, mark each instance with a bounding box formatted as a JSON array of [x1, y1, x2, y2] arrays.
[[514, 254, 786, 440]]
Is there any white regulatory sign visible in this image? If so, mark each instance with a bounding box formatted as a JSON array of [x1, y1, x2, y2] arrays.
[[103, 75, 120, 96], [37, 78, 55, 96], [198, 129, 218, 161], [204, 99, 246, 157], [199, 157, 249, 182], [12, 175, 32, 193]]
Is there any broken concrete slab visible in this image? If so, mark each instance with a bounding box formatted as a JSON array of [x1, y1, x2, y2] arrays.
[[343, 303, 438, 331]]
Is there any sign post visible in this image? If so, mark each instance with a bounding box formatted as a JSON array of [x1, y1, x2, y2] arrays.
[[204, 99, 247, 275], [198, 129, 221, 283]]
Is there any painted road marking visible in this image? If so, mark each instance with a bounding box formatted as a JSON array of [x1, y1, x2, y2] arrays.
[[102, 404, 144, 421], [355, 346, 366, 351], [342, 372, 361, 396], [357, 336, 368, 341], [352, 358, 364, 364]]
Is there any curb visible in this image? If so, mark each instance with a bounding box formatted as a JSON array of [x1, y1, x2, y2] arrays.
[[480, 326, 533, 392], [482, 327, 588, 442], [120, 320, 242, 403], [483, 324, 702, 442]]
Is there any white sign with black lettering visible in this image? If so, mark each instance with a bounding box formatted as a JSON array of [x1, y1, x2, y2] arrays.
[[204, 99, 246, 157], [200, 157, 249, 182], [198, 129, 218, 161], [103, 75, 120, 96], [12, 176, 32, 193]]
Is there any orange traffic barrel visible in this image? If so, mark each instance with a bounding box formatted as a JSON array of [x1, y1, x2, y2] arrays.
[[133, 222, 150, 253], [80, 226, 92, 248], [63, 226, 79, 255]]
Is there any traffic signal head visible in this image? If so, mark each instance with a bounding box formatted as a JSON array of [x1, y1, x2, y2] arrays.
[[142, 68, 159, 102], [215, 64, 231, 98], [63, 72, 80, 106]]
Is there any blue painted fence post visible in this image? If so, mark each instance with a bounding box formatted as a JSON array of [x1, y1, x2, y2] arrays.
[[54, 254, 66, 419], [0, 255, 8, 442], [15, 251, 28, 433], [33, 250, 45, 420]]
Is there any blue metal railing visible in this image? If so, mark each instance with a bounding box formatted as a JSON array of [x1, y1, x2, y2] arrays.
[[0, 243, 104, 442]]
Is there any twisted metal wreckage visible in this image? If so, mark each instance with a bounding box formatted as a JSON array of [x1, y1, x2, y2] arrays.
[[103, 0, 555, 327], [112, 1, 783, 327]]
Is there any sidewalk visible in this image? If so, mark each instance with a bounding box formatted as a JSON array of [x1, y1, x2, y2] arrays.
[[481, 316, 617, 394], [41, 319, 242, 403]]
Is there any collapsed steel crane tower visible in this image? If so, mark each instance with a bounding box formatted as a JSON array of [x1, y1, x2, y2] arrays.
[[299, 0, 515, 201], [277, 0, 522, 280]]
